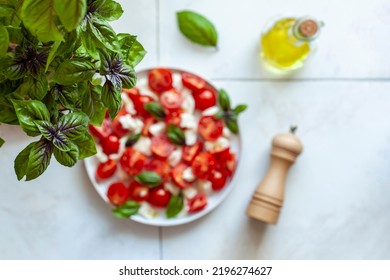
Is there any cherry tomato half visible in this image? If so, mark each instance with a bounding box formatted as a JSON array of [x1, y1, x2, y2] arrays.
[[107, 182, 129, 206], [89, 118, 112, 142], [148, 68, 173, 94], [198, 116, 224, 141], [128, 181, 150, 202], [193, 89, 217, 111], [145, 158, 171, 181], [101, 134, 120, 155], [119, 148, 148, 176], [122, 87, 140, 97], [171, 162, 191, 189], [148, 186, 171, 208], [111, 109, 130, 137], [129, 94, 154, 117], [96, 159, 117, 180], [191, 152, 217, 180], [142, 117, 157, 137], [210, 169, 227, 191], [165, 110, 182, 127], [188, 193, 208, 213], [181, 72, 206, 93], [220, 151, 236, 175], [160, 89, 183, 111], [182, 141, 203, 164], [151, 134, 175, 159]]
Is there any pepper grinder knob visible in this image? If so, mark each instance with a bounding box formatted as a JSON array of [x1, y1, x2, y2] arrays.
[[246, 126, 303, 224]]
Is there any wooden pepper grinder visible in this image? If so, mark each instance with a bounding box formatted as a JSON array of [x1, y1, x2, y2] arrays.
[[246, 126, 303, 224]]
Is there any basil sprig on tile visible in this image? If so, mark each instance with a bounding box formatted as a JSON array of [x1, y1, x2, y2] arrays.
[[0, 0, 146, 181], [166, 194, 184, 218], [167, 124, 186, 145], [135, 171, 162, 187], [215, 89, 247, 134], [177, 10, 218, 48], [112, 201, 140, 219]]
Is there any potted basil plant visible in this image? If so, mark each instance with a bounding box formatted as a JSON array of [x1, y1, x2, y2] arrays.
[[0, 0, 146, 180]]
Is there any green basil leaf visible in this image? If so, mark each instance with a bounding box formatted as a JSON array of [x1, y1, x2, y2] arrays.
[[125, 133, 141, 147], [86, 16, 118, 53], [51, 83, 79, 109], [53, 58, 96, 85], [15, 76, 48, 100], [101, 80, 121, 119], [233, 104, 248, 115], [135, 171, 162, 187], [0, 94, 18, 124], [34, 120, 55, 141], [177, 10, 218, 47], [117, 33, 146, 67], [81, 85, 106, 126], [225, 119, 239, 134], [214, 110, 223, 119], [56, 111, 89, 140], [127, 40, 146, 67], [118, 62, 136, 89], [54, 0, 87, 32], [12, 99, 50, 136], [166, 195, 184, 218], [25, 138, 53, 181], [112, 200, 140, 219], [93, 0, 123, 21], [0, 137, 4, 148], [0, 26, 9, 56], [53, 142, 79, 167], [14, 141, 35, 181], [45, 40, 61, 71], [144, 102, 166, 120], [21, 0, 64, 42], [74, 132, 97, 159], [167, 124, 185, 146], [218, 89, 231, 111]]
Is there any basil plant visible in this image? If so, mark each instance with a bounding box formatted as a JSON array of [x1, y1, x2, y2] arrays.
[[0, 0, 146, 181]]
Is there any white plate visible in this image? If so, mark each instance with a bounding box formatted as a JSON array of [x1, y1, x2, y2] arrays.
[[84, 68, 241, 227]]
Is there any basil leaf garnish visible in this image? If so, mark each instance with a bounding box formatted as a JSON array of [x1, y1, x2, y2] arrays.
[[135, 171, 162, 187], [112, 201, 140, 219], [166, 195, 184, 218], [177, 11, 218, 47]]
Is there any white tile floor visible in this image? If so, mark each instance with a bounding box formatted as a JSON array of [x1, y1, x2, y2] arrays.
[[1, 0, 390, 259]]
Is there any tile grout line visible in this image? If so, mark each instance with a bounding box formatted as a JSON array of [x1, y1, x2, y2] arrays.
[[156, 0, 163, 261], [210, 77, 390, 82], [156, 0, 160, 65]]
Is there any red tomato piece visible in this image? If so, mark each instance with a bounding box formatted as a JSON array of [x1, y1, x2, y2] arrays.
[[142, 117, 157, 137], [119, 148, 148, 176], [145, 158, 171, 181], [101, 134, 120, 155], [193, 89, 217, 111], [182, 141, 203, 164], [188, 193, 208, 213], [160, 89, 183, 111], [89, 118, 112, 142], [198, 116, 224, 141], [165, 110, 182, 127], [191, 152, 217, 180], [122, 87, 140, 97], [210, 169, 228, 191], [148, 68, 173, 94], [132, 95, 154, 117], [107, 182, 129, 206], [220, 151, 236, 175], [96, 159, 117, 180], [181, 72, 206, 93], [151, 134, 175, 159], [171, 162, 191, 189], [148, 186, 171, 208], [111, 109, 130, 137], [128, 181, 150, 202]]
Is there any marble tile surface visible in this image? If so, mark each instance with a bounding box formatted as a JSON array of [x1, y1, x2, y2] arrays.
[[1, 0, 390, 260]]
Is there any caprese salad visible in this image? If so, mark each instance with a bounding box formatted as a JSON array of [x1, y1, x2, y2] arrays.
[[89, 68, 247, 219]]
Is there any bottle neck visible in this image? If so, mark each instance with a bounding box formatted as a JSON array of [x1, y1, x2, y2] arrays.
[[291, 17, 322, 43]]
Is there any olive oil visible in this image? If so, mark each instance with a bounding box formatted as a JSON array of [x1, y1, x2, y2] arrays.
[[261, 17, 322, 73]]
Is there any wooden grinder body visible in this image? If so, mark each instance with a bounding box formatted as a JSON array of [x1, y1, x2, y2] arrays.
[[246, 132, 303, 224]]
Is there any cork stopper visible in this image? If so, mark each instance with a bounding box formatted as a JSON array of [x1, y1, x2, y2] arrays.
[[298, 19, 319, 38]]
